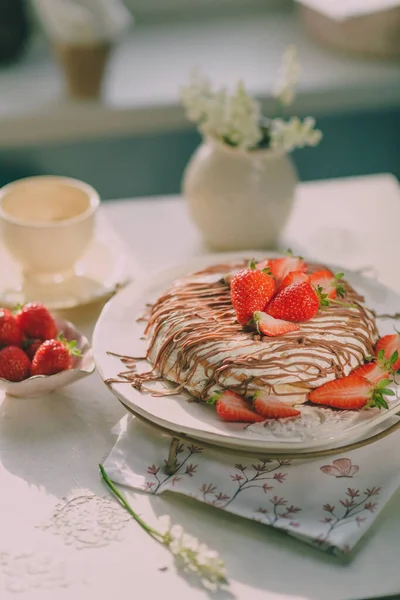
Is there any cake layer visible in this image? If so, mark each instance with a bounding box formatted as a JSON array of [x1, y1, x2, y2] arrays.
[[145, 260, 379, 401]]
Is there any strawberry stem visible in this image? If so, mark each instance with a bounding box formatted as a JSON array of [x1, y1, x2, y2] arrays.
[[57, 333, 82, 357], [328, 298, 358, 309], [207, 391, 221, 405]]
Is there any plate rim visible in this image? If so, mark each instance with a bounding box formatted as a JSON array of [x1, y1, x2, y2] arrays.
[[93, 251, 400, 452]]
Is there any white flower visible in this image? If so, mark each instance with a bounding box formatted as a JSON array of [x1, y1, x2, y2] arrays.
[[100, 466, 228, 591], [160, 516, 227, 590], [273, 45, 301, 107], [220, 81, 262, 150], [181, 71, 262, 150], [180, 68, 214, 123], [157, 514, 172, 535], [270, 116, 322, 153], [180, 55, 322, 153]]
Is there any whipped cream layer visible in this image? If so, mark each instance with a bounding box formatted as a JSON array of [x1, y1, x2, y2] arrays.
[[144, 261, 379, 401]]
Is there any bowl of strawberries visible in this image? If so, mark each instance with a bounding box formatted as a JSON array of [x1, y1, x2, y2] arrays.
[[0, 302, 95, 397]]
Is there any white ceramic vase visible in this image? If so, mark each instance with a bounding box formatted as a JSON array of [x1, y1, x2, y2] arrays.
[[182, 138, 298, 251]]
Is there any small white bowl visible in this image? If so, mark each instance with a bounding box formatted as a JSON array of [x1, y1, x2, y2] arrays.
[[0, 316, 95, 397]]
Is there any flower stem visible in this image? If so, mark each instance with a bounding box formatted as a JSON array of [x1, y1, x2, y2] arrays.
[[99, 464, 160, 538]]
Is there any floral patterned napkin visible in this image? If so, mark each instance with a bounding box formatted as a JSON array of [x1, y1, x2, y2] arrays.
[[103, 415, 400, 556]]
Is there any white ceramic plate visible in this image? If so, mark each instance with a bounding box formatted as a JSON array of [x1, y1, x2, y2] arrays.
[[93, 252, 400, 453], [0, 316, 95, 397], [0, 215, 136, 310]]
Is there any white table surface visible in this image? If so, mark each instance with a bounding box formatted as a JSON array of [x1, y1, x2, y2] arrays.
[[1, 174, 400, 600]]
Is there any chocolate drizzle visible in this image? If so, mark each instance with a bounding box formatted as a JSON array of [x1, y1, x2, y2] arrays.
[[108, 260, 379, 401]]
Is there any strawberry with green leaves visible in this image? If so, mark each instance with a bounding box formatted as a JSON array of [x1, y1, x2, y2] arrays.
[[31, 334, 81, 376], [253, 311, 300, 337], [309, 270, 345, 300], [266, 278, 355, 323], [376, 332, 400, 372], [230, 259, 275, 326], [208, 390, 264, 423], [308, 373, 394, 410], [253, 391, 301, 419], [352, 349, 398, 384]]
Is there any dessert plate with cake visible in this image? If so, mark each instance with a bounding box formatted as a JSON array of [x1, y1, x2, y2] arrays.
[[93, 252, 400, 453]]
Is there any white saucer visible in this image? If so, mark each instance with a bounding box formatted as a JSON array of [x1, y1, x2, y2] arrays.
[[0, 215, 138, 310]]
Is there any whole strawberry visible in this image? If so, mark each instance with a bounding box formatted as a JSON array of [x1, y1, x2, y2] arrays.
[[16, 302, 57, 341], [31, 335, 81, 376], [0, 308, 22, 347], [24, 338, 43, 360], [231, 260, 275, 326], [0, 346, 31, 382], [266, 281, 320, 322]]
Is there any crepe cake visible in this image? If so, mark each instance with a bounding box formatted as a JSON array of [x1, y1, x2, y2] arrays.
[[143, 259, 379, 405]]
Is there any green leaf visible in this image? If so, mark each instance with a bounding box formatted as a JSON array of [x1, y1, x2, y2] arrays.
[[207, 391, 221, 405], [377, 378, 391, 389], [377, 349, 385, 360], [390, 350, 399, 365], [249, 258, 256, 270], [380, 388, 395, 396]]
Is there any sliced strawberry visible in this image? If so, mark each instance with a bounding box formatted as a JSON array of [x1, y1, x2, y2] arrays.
[[352, 349, 398, 384], [268, 252, 306, 285], [208, 390, 264, 423], [308, 374, 393, 410], [253, 391, 301, 419], [255, 259, 271, 271], [253, 311, 300, 337], [353, 362, 389, 384], [309, 270, 345, 300], [376, 334, 400, 371], [279, 271, 309, 291]]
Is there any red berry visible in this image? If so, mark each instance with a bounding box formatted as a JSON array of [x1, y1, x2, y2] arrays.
[[24, 339, 43, 360], [0, 346, 31, 382], [253, 391, 301, 419], [278, 271, 309, 291], [16, 303, 57, 341], [376, 334, 400, 371], [309, 270, 345, 300], [268, 255, 306, 285], [31, 338, 79, 376], [208, 390, 264, 423], [266, 281, 320, 322], [308, 374, 393, 410], [0, 308, 22, 346], [253, 311, 300, 337], [231, 261, 275, 326]]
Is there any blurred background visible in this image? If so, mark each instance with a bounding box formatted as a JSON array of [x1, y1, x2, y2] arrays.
[[0, 0, 399, 200]]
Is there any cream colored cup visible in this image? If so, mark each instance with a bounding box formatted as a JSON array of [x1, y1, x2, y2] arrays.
[[0, 176, 100, 283]]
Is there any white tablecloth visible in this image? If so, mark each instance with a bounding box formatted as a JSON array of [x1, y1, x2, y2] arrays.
[[1, 174, 400, 600]]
